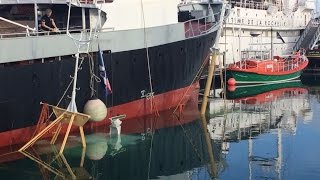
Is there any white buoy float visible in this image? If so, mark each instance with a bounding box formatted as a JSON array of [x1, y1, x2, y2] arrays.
[[83, 98, 107, 122], [85, 133, 108, 160]]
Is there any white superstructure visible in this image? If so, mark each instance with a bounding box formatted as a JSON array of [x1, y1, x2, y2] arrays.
[[217, 0, 316, 64], [102, 0, 181, 30]]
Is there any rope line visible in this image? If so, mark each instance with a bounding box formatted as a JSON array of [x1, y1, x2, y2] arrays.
[[140, 0, 159, 117], [147, 116, 159, 179], [173, 114, 205, 163], [87, 53, 102, 97], [171, 53, 211, 116], [140, 1, 161, 177], [36, 57, 85, 126]]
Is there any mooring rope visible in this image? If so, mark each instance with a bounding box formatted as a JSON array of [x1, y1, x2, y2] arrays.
[[39, 57, 86, 122], [139, 0, 161, 178], [171, 53, 211, 116], [87, 53, 101, 97], [140, 0, 159, 117], [173, 114, 205, 163]]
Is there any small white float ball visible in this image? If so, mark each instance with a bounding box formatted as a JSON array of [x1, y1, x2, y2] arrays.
[[83, 99, 107, 122], [86, 133, 108, 160]]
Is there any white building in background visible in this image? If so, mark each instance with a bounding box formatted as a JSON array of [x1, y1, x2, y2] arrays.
[[316, 0, 320, 17], [210, 0, 315, 65]]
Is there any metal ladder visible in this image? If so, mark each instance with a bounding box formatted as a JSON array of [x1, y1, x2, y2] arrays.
[[293, 19, 320, 51], [66, 0, 100, 112]]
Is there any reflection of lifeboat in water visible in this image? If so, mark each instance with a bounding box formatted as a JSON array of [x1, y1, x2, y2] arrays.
[[225, 81, 308, 104]]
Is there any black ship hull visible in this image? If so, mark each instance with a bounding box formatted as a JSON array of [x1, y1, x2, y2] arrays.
[[0, 30, 218, 147]]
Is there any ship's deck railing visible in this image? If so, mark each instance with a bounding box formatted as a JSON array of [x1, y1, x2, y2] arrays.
[[184, 13, 220, 38], [238, 50, 307, 72], [69, 0, 113, 8], [0, 27, 115, 39], [271, 54, 307, 72], [0, 0, 112, 5], [0, 16, 36, 34], [239, 56, 306, 72], [233, 1, 267, 10], [76, 0, 113, 4]]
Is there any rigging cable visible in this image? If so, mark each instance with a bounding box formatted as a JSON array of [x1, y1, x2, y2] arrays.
[[87, 53, 102, 97], [171, 53, 211, 116], [140, 0, 158, 117], [139, 0, 160, 178], [33, 57, 85, 132]]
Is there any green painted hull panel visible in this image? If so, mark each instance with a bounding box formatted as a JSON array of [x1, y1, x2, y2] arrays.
[[226, 70, 302, 84], [226, 81, 304, 100]]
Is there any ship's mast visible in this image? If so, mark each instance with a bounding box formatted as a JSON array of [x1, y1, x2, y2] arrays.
[[66, 3, 98, 112], [271, 27, 273, 59], [276, 126, 283, 180]]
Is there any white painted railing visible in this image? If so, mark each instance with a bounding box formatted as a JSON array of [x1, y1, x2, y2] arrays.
[[233, 1, 267, 10], [0, 0, 112, 4], [0, 17, 35, 34], [0, 27, 114, 39]]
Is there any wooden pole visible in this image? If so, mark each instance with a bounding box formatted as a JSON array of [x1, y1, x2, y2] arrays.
[[200, 114, 217, 178], [60, 153, 77, 179], [50, 123, 62, 144], [201, 50, 218, 115], [80, 147, 86, 167], [79, 126, 86, 148], [20, 150, 65, 178], [59, 114, 75, 155], [271, 26, 273, 59], [19, 113, 65, 151]]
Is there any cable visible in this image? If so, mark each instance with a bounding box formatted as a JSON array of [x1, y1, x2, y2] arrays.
[[87, 53, 101, 97], [172, 53, 211, 116], [140, 0, 158, 117]]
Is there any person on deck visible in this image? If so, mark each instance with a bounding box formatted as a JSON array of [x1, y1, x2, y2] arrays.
[[40, 9, 59, 32]]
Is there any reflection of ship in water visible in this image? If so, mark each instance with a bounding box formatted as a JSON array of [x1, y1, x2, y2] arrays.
[[207, 81, 312, 142], [0, 93, 224, 180], [207, 81, 314, 179], [301, 74, 320, 101]]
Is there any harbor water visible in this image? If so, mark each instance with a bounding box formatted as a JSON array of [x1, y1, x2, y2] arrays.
[[0, 75, 320, 180]]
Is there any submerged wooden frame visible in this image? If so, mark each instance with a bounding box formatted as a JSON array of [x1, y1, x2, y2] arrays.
[[19, 103, 90, 155]]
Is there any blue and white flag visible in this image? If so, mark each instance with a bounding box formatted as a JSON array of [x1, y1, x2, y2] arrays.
[[98, 45, 112, 96]]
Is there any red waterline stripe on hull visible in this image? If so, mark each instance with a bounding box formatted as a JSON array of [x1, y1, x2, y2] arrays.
[[0, 83, 198, 148]]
